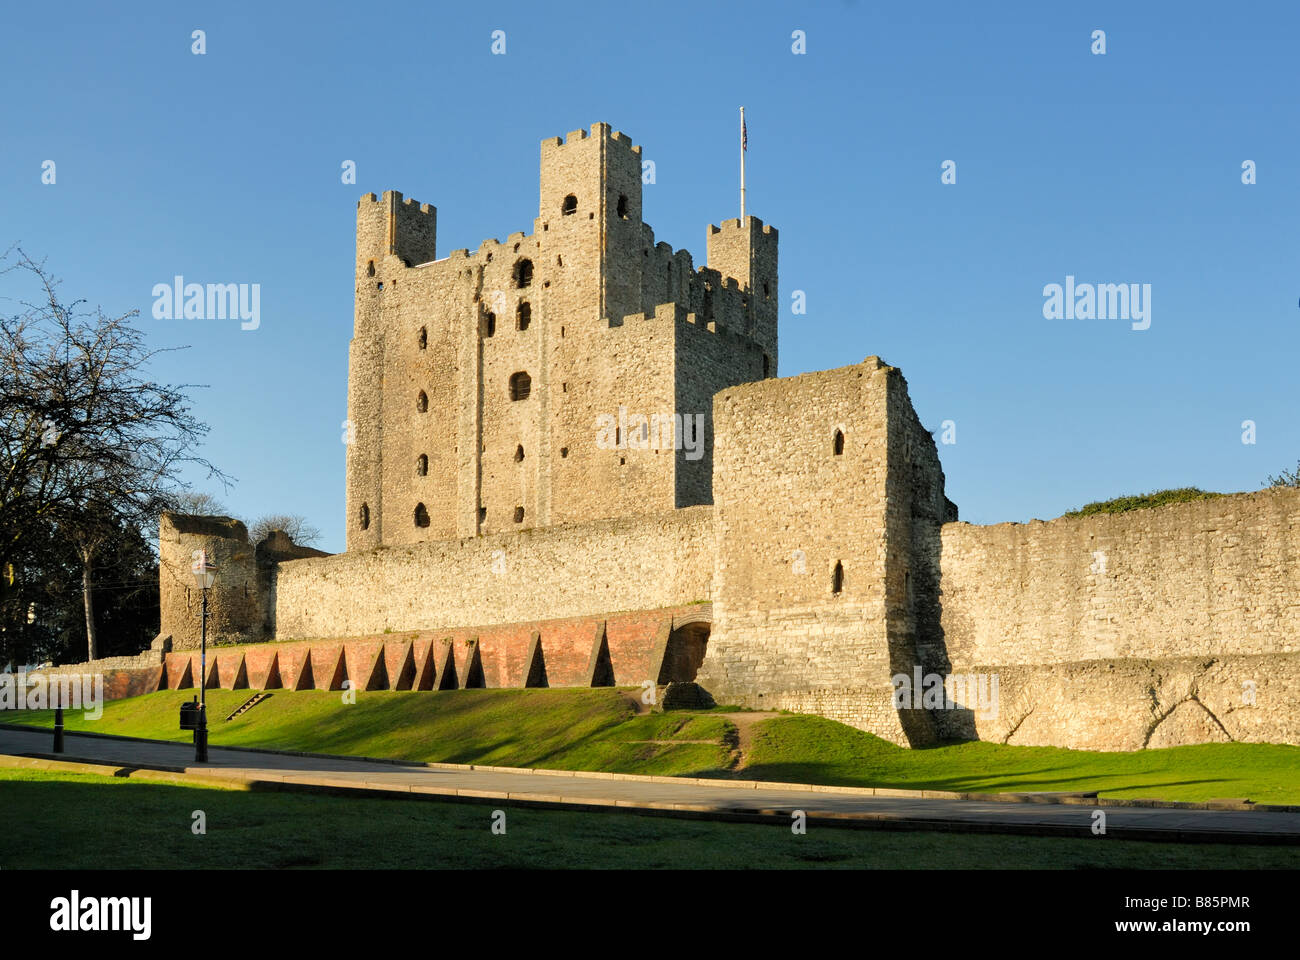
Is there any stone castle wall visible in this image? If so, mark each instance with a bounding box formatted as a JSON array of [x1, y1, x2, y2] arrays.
[[271, 506, 713, 640], [939, 487, 1300, 668], [695, 358, 948, 746]]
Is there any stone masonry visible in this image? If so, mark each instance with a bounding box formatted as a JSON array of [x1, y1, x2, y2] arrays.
[[140, 122, 1300, 753]]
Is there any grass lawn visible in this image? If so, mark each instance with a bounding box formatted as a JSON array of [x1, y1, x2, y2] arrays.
[[8, 688, 1300, 804], [742, 715, 1300, 804], [2, 767, 1295, 870]]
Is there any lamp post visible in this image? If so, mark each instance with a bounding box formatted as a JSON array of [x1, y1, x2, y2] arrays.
[[191, 549, 218, 763]]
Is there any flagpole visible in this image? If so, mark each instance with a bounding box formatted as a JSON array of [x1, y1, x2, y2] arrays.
[[739, 106, 746, 222]]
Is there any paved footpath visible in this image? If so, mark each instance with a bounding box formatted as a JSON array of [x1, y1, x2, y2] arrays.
[[3, 725, 1299, 845]]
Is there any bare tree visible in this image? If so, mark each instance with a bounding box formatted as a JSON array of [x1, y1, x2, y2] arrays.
[[247, 513, 322, 547], [1, 248, 229, 660], [170, 491, 231, 516]]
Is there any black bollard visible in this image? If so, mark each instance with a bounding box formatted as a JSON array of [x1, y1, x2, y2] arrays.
[[53, 706, 64, 754]]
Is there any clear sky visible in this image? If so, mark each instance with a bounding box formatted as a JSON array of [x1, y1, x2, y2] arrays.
[[4, 1, 1296, 553]]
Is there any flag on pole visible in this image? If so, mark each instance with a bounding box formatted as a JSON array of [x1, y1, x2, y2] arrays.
[[742, 117, 748, 152]]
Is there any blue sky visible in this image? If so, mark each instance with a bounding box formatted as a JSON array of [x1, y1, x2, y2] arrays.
[[4, 1, 1297, 552]]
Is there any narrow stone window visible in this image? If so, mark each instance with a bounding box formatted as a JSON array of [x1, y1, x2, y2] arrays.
[[762, 354, 771, 378], [416, 454, 428, 476], [485, 312, 496, 337], [561, 194, 577, 216], [556, 255, 563, 266], [359, 503, 370, 530], [763, 280, 771, 299], [833, 429, 844, 456], [517, 301, 531, 331], [479, 506, 486, 522], [377, 281, 384, 290], [832, 561, 844, 594], [514, 258, 534, 289], [414, 503, 430, 528], [514, 444, 524, 462], [560, 447, 569, 458], [513, 506, 525, 523], [366, 261, 375, 277], [418, 326, 427, 350], [509, 371, 532, 401], [417, 391, 428, 413], [617, 194, 629, 219]]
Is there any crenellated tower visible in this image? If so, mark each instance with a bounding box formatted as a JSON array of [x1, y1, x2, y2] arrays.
[[344, 123, 779, 551]]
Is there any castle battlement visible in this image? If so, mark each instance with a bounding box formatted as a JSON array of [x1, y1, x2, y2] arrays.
[[542, 122, 642, 153], [346, 122, 775, 552]]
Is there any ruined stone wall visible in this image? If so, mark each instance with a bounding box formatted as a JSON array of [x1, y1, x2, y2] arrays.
[[274, 506, 714, 640], [929, 488, 1300, 748], [159, 514, 326, 651], [959, 653, 1300, 751], [159, 513, 263, 649], [939, 487, 1300, 668], [696, 358, 948, 746]]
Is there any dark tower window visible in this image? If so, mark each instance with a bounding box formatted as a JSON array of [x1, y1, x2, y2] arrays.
[[416, 454, 428, 476], [478, 506, 486, 522], [561, 194, 577, 216], [513, 259, 534, 289], [560, 447, 569, 458], [514, 444, 524, 462], [832, 561, 844, 594], [414, 503, 430, 528], [509, 371, 532, 401], [417, 391, 428, 413], [359, 503, 370, 530], [762, 354, 771, 378], [763, 281, 771, 299], [833, 429, 844, 456], [485, 312, 496, 337], [513, 506, 525, 523], [418, 326, 427, 350], [617, 194, 629, 219], [366, 261, 375, 277], [516, 301, 531, 331]]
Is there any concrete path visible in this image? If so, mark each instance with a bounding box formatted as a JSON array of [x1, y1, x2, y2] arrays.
[[3, 725, 1299, 845]]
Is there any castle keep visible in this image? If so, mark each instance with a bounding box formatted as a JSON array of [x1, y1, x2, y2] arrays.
[[140, 122, 1300, 753], [347, 123, 776, 546]]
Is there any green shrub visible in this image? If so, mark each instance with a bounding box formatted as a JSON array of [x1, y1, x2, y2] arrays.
[[1064, 487, 1222, 518]]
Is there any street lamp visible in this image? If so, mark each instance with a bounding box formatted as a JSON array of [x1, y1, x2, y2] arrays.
[[190, 549, 218, 763]]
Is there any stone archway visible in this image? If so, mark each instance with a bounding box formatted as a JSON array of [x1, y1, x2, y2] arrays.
[[657, 607, 711, 684]]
